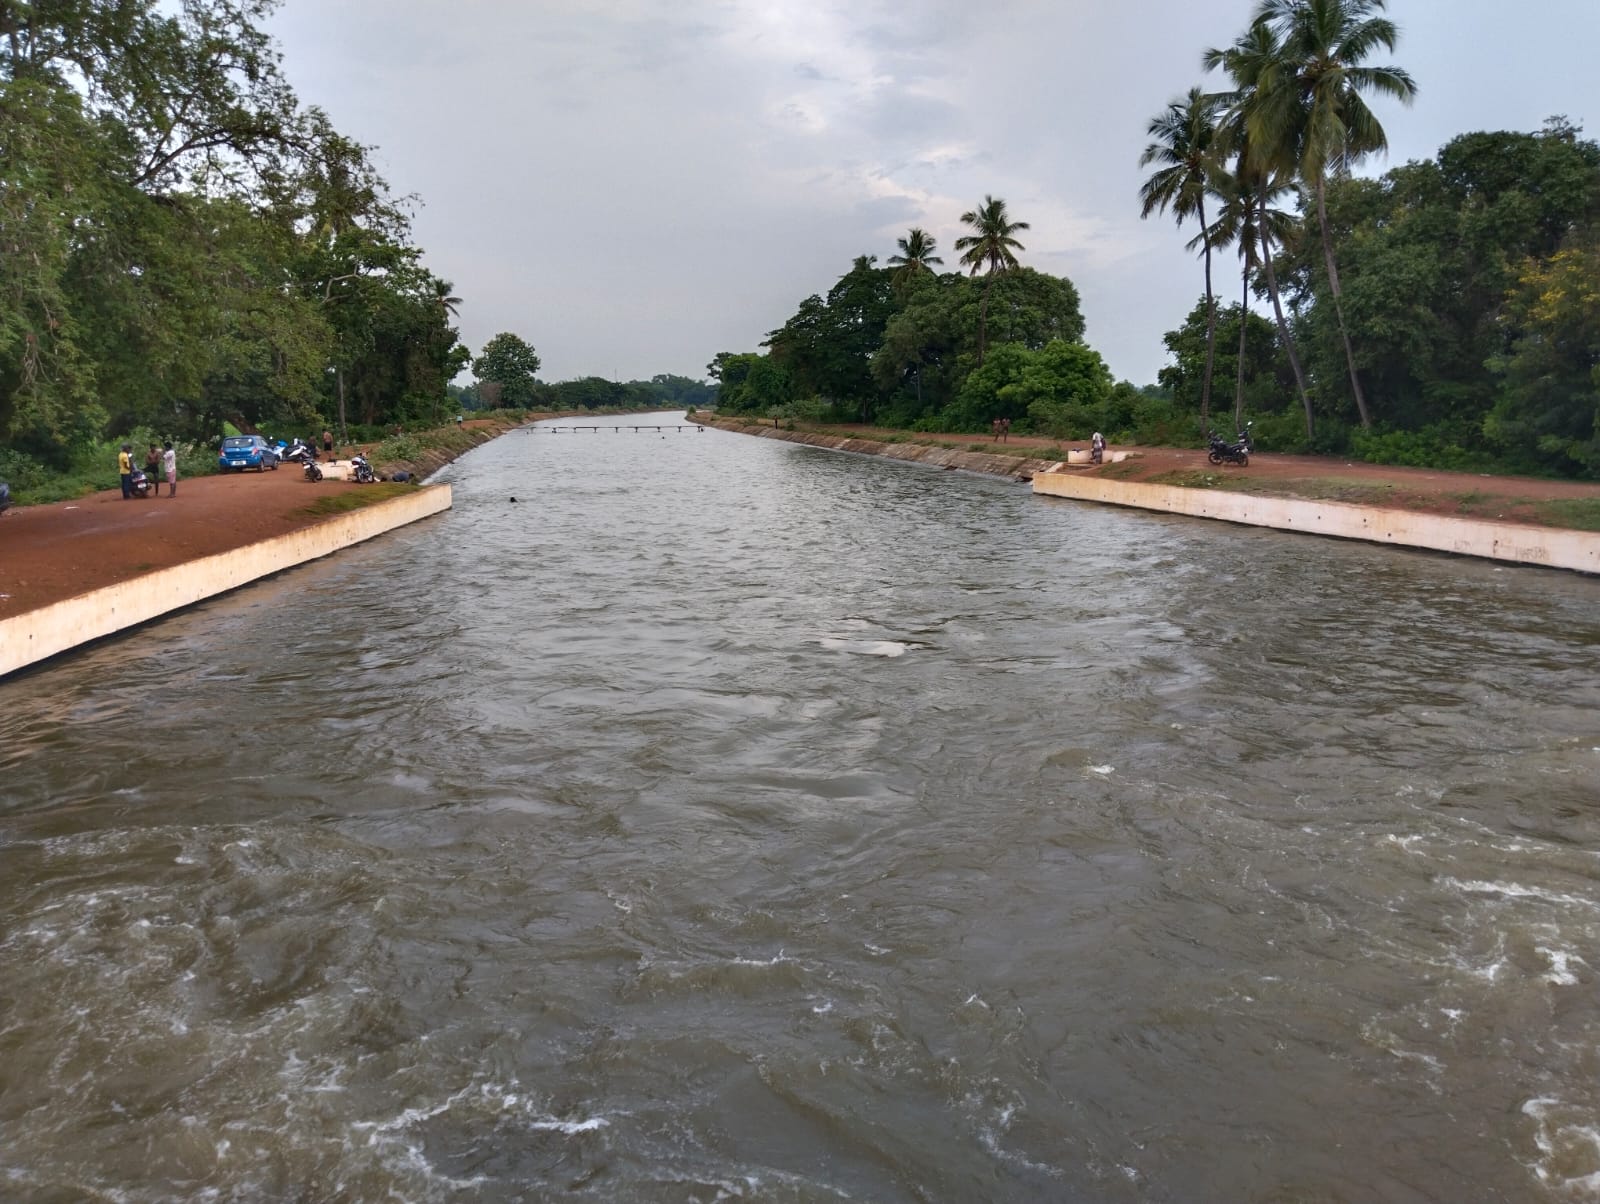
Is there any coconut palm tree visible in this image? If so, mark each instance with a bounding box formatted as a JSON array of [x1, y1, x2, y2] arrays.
[[887, 228, 943, 287], [1205, 21, 1316, 438], [1140, 87, 1226, 431], [1199, 161, 1301, 429], [953, 196, 1029, 365], [1246, 0, 1417, 428], [431, 277, 461, 320]]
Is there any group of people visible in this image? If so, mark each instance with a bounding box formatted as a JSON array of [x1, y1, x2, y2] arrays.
[[118, 441, 177, 498]]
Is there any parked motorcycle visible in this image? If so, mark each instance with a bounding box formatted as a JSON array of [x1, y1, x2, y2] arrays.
[[279, 439, 316, 464], [0, 481, 11, 515], [1207, 421, 1254, 467], [303, 459, 323, 482], [128, 467, 155, 498], [350, 454, 377, 484]]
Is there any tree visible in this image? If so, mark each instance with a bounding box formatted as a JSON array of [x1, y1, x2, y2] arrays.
[[949, 339, 1112, 435], [1205, 19, 1315, 436], [1201, 163, 1300, 428], [473, 333, 542, 408], [1247, 0, 1418, 428], [1160, 299, 1282, 432], [1487, 239, 1600, 475], [1140, 86, 1226, 432], [765, 255, 895, 420], [954, 196, 1030, 365], [886, 228, 943, 288]]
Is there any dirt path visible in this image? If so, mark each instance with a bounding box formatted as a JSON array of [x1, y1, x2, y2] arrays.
[[0, 417, 518, 619], [797, 423, 1600, 519]]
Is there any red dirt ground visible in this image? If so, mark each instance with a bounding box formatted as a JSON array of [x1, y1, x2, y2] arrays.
[[803, 424, 1600, 514], [0, 417, 515, 620], [5, 422, 1598, 620]]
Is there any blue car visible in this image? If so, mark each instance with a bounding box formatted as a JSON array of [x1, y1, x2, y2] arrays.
[[218, 434, 279, 472]]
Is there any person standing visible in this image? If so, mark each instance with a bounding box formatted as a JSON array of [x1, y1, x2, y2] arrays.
[[322, 427, 333, 458], [118, 443, 134, 499], [162, 440, 177, 496], [144, 443, 161, 484]]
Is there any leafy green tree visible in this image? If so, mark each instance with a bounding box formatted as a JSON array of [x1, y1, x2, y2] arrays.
[[1247, 0, 1417, 427], [1160, 298, 1282, 433], [765, 255, 896, 419], [949, 340, 1112, 435], [473, 333, 542, 408], [1487, 240, 1600, 474], [1140, 86, 1226, 431], [954, 196, 1030, 364]]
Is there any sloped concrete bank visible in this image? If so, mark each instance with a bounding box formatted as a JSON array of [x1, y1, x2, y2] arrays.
[[0, 485, 452, 678], [1032, 471, 1600, 574], [698, 417, 1057, 480]]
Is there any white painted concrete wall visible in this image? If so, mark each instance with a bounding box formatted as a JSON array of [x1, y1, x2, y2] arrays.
[[0, 485, 451, 678], [1031, 473, 1600, 575]]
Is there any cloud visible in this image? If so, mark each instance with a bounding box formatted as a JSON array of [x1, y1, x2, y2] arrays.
[[267, 0, 1600, 386]]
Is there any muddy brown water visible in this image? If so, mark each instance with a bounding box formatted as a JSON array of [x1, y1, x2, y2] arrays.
[[2, 415, 1598, 1201]]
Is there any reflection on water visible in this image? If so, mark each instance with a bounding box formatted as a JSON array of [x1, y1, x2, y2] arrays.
[[3, 415, 1599, 1200]]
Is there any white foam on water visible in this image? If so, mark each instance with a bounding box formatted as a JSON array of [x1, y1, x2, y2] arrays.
[[816, 637, 908, 658], [1441, 878, 1600, 913], [1088, 764, 1114, 776], [1522, 1099, 1600, 1194], [527, 1117, 610, 1134], [1539, 947, 1585, 986]]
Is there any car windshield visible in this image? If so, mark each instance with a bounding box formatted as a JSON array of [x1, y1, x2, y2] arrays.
[[222, 437, 255, 448]]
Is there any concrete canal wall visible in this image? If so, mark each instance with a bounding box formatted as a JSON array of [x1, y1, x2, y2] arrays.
[[0, 485, 452, 679], [699, 417, 1599, 575], [698, 417, 1058, 480], [1031, 471, 1600, 574]]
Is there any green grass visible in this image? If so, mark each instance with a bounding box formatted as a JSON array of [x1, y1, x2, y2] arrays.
[[299, 483, 414, 518], [1535, 497, 1600, 531]]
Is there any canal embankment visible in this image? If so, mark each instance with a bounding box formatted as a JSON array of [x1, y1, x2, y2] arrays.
[[1030, 470, 1600, 574], [1, 485, 452, 678], [694, 415, 1058, 480], [699, 415, 1600, 574]]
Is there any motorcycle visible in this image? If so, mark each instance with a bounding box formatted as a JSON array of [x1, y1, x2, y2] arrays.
[[349, 454, 377, 484], [303, 459, 323, 482], [1207, 421, 1254, 467], [129, 467, 155, 498], [0, 480, 11, 515], [279, 439, 316, 464]]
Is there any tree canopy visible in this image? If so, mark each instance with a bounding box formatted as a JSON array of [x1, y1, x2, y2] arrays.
[[0, 0, 467, 468]]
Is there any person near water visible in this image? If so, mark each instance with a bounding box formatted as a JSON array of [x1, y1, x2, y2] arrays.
[[1091, 431, 1106, 464], [162, 440, 177, 496], [118, 444, 134, 498]]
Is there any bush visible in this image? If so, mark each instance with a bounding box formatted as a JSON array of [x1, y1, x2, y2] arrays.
[[1349, 423, 1493, 471]]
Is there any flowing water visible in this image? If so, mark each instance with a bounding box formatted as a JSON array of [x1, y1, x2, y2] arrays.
[[2, 415, 1599, 1202]]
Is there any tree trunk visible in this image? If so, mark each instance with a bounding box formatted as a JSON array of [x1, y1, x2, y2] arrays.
[[336, 364, 348, 443], [1199, 194, 1217, 435], [1259, 194, 1313, 440], [1235, 263, 1248, 430], [1316, 176, 1371, 428], [977, 275, 993, 367]]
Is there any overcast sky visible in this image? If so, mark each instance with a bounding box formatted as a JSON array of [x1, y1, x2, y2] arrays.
[[266, 0, 1599, 387]]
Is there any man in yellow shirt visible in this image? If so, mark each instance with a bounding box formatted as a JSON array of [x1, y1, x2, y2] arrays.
[[118, 443, 134, 499]]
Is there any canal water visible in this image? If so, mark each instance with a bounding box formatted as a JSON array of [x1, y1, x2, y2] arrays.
[[2, 415, 1598, 1201]]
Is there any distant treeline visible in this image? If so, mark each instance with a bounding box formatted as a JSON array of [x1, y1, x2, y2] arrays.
[[452, 373, 717, 413]]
